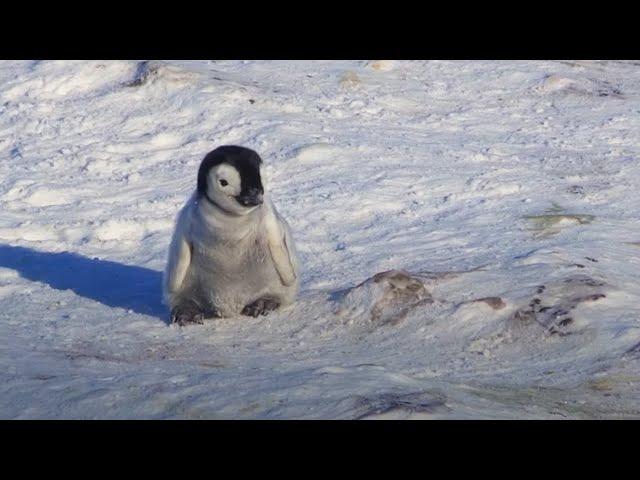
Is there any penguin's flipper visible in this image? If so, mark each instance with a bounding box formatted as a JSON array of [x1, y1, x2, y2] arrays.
[[265, 208, 297, 287], [165, 234, 192, 293], [164, 205, 193, 298]]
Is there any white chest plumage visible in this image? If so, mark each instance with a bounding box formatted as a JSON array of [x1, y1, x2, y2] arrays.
[[164, 193, 299, 317]]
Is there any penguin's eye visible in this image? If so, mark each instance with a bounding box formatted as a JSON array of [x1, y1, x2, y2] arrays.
[[219, 179, 228, 187]]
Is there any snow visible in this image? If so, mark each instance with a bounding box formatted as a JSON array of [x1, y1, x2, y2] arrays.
[[1, 60, 640, 419]]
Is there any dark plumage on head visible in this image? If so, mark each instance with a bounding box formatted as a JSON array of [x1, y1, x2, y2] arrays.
[[197, 145, 264, 207]]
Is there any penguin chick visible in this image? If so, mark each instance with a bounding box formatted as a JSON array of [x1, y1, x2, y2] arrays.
[[163, 146, 300, 326]]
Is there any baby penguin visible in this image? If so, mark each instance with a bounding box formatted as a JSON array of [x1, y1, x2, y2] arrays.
[[163, 146, 300, 326]]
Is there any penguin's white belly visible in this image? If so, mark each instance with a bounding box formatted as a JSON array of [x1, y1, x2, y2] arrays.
[[188, 236, 284, 315]]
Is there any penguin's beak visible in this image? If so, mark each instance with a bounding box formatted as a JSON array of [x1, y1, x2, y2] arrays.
[[236, 189, 264, 207]]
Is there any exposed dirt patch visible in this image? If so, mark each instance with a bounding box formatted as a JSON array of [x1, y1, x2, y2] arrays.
[[335, 269, 432, 326]]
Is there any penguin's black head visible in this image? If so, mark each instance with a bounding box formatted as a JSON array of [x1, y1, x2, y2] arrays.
[[197, 146, 265, 214]]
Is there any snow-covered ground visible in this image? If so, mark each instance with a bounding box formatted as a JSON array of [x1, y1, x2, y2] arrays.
[[1, 60, 639, 419]]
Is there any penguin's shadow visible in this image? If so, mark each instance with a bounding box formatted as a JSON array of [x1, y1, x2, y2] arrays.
[[0, 244, 167, 323]]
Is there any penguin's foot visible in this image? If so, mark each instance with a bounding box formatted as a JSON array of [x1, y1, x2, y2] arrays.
[[171, 305, 221, 326], [242, 298, 280, 317], [171, 308, 204, 326]]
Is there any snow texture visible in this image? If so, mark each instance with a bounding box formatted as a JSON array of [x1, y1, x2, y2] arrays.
[[1, 60, 640, 419]]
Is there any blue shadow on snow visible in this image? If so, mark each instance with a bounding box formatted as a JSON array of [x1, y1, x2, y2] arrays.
[[0, 244, 166, 320]]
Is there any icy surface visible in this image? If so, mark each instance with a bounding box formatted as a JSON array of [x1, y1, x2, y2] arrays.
[[1, 60, 640, 419]]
